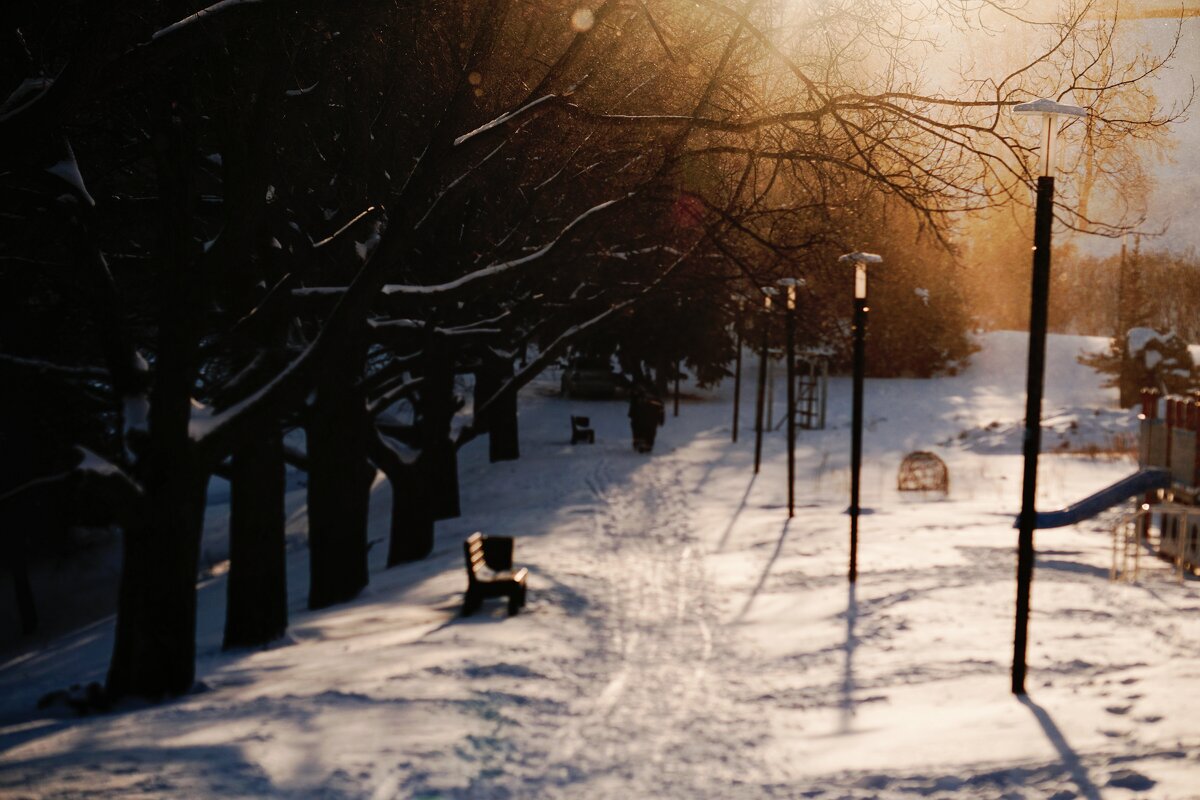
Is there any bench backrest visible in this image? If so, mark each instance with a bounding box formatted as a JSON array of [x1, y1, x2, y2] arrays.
[[465, 533, 486, 578], [464, 532, 515, 579], [571, 415, 591, 429]]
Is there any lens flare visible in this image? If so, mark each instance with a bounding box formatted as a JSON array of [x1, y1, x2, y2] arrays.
[[570, 8, 595, 32]]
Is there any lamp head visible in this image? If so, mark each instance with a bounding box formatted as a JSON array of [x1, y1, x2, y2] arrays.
[[839, 252, 882, 299], [837, 252, 883, 265], [761, 285, 778, 309], [776, 277, 804, 309], [1012, 98, 1086, 178]]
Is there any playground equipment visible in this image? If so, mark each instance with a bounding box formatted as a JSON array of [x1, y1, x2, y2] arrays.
[[794, 353, 828, 431], [897, 451, 950, 494], [1031, 389, 1200, 580], [1131, 390, 1200, 576]]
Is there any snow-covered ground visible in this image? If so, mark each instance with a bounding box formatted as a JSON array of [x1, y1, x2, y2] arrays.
[[2, 331, 1198, 799]]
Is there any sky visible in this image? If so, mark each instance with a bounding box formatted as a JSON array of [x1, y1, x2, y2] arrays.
[[1136, 16, 1200, 255]]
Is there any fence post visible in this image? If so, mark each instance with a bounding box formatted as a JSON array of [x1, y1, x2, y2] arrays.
[[1166, 398, 1176, 469], [1192, 396, 1200, 488], [1139, 388, 1159, 541]]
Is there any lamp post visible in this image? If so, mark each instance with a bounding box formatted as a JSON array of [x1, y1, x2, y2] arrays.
[[778, 278, 803, 518], [1011, 97, 1086, 696], [839, 252, 882, 584], [754, 287, 777, 474], [732, 295, 745, 443], [673, 359, 681, 417]]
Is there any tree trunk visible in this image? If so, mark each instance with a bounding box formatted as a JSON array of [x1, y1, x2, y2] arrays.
[[421, 358, 461, 520], [106, 459, 209, 699], [223, 427, 288, 648], [482, 358, 519, 463], [306, 339, 373, 610], [370, 433, 436, 567], [489, 392, 520, 463], [474, 364, 497, 435], [428, 442, 461, 521], [11, 537, 36, 635], [107, 89, 207, 701], [386, 466, 435, 565]]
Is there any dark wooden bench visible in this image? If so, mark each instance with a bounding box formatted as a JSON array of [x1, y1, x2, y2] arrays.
[[570, 415, 595, 444], [462, 532, 528, 616]]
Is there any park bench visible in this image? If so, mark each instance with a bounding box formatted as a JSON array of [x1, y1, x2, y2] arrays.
[[462, 532, 528, 616], [570, 415, 595, 444]]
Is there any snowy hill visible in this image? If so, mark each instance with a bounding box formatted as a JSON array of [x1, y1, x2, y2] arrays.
[[1, 331, 1198, 799]]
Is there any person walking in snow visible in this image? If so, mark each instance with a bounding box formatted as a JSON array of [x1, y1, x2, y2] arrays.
[[628, 381, 665, 453]]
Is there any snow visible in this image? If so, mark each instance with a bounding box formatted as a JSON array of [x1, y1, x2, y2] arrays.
[[0, 77, 53, 117], [1126, 327, 1162, 354], [3, 331, 1200, 798], [72, 448, 128, 482], [121, 395, 149, 438], [44, 146, 93, 206], [284, 83, 319, 97]]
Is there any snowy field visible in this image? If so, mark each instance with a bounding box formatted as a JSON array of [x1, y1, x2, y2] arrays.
[[1, 331, 1199, 799]]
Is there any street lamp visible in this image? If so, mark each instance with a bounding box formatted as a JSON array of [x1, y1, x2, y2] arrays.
[[1010, 96, 1086, 696], [754, 286, 778, 474], [839, 252, 882, 584], [778, 278, 804, 518], [732, 294, 745, 443]]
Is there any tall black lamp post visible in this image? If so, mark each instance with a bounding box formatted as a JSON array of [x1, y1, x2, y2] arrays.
[[732, 295, 744, 443], [778, 278, 803, 518], [1011, 97, 1086, 695], [753, 287, 777, 474], [839, 252, 882, 584]]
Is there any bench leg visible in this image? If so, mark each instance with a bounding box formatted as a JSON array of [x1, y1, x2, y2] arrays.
[[507, 584, 526, 616], [462, 591, 482, 617]]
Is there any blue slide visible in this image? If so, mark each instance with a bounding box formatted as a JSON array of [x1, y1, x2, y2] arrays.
[[1018, 468, 1173, 530]]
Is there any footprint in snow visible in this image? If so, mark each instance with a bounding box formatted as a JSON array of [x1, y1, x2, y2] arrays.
[[1104, 704, 1131, 715], [1106, 769, 1156, 791]]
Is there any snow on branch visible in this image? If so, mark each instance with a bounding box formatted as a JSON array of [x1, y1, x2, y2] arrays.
[[152, 0, 267, 40], [285, 82, 319, 97], [453, 94, 559, 147], [0, 446, 141, 508], [367, 376, 425, 418], [368, 425, 419, 472], [368, 318, 503, 341], [313, 206, 380, 250], [74, 447, 140, 492], [368, 319, 423, 331], [46, 141, 94, 206], [0, 77, 53, 121], [292, 286, 346, 298], [382, 196, 627, 298], [0, 353, 109, 381]]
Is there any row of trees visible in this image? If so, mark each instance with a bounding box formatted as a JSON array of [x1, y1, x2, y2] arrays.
[[1049, 244, 1200, 341], [0, 0, 1181, 701]]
